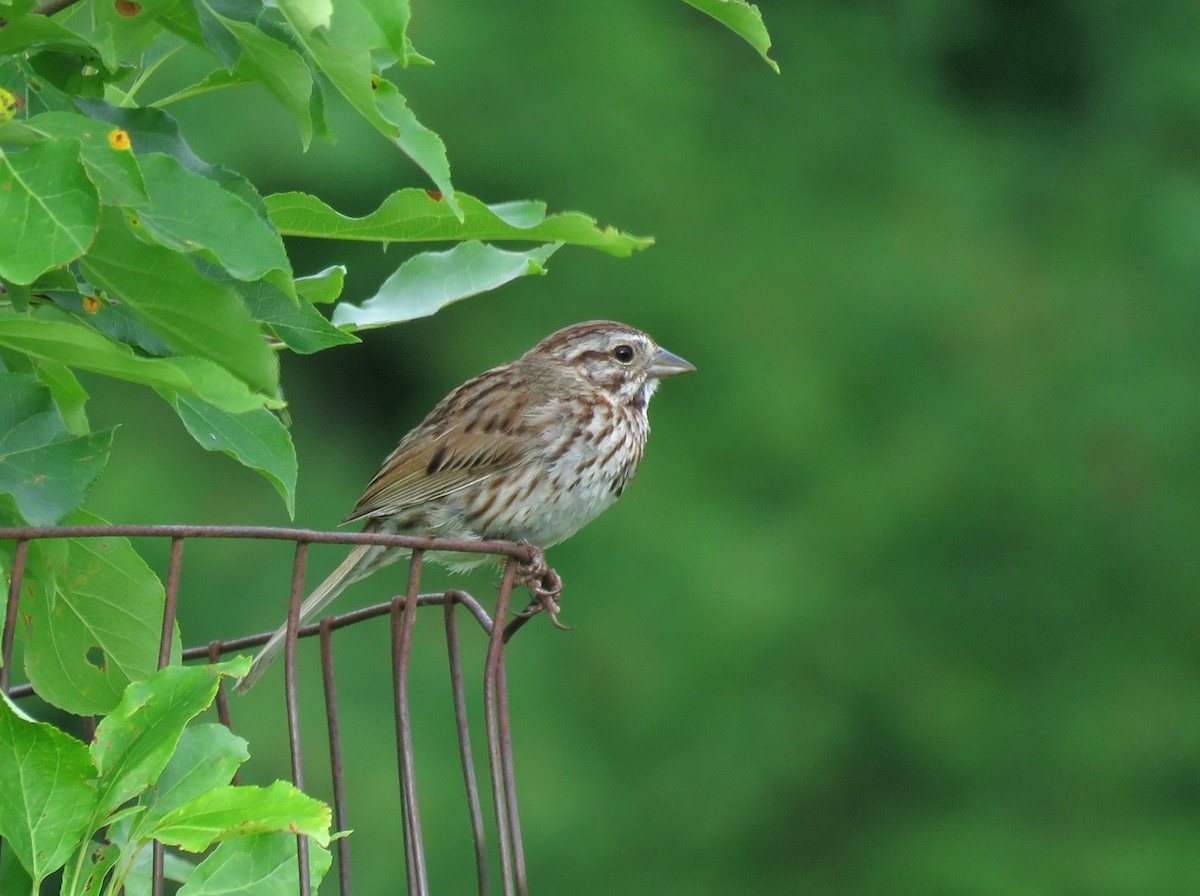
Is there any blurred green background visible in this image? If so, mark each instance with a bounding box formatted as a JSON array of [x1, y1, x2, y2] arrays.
[[84, 1, 1200, 893]]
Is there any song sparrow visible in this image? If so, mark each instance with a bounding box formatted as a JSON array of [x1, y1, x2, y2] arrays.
[[238, 320, 694, 691]]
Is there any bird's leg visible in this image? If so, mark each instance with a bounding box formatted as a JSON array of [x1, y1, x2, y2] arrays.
[[515, 547, 571, 630]]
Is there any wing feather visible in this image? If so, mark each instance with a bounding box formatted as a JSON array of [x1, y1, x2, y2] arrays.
[[343, 372, 542, 522]]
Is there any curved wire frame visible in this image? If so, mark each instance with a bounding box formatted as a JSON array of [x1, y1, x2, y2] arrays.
[[0, 525, 550, 896]]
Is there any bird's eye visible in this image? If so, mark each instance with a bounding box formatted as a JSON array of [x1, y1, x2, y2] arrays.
[[613, 344, 635, 363]]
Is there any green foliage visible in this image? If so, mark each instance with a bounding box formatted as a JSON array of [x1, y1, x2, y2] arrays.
[[17, 510, 178, 715], [0, 1, 776, 894], [0, 660, 333, 896], [0, 0, 769, 708]]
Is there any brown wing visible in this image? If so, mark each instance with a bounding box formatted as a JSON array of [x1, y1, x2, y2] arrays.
[[343, 367, 545, 523]]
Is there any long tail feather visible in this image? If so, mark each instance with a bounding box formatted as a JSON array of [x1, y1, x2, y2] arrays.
[[237, 542, 390, 693]]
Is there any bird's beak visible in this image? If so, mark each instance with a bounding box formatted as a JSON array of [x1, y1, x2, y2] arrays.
[[647, 346, 696, 378]]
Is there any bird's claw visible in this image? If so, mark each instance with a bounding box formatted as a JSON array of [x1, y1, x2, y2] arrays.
[[516, 549, 572, 630]]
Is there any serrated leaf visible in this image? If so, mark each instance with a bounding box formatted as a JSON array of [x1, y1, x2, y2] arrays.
[[274, 0, 456, 212], [682, 0, 779, 73], [0, 316, 282, 413], [74, 99, 266, 211], [334, 241, 559, 330], [89, 660, 249, 820], [197, 260, 355, 354], [0, 691, 99, 886], [25, 111, 149, 207], [169, 396, 297, 516], [45, 287, 174, 357], [0, 429, 112, 526], [137, 724, 248, 830], [134, 153, 293, 294], [326, 0, 409, 65], [267, 189, 653, 256], [0, 371, 109, 525], [80, 208, 279, 394], [153, 781, 331, 852], [195, 0, 315, 147], [20, 511, 177, 716], [0, 140, 99, 284], [180, 831, 331, 896]]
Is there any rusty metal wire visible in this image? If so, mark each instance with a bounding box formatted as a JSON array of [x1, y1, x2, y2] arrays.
[[0, 524, 548, 896]]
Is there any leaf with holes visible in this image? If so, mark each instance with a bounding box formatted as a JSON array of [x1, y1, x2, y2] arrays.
[[20, 511, 177, 716]]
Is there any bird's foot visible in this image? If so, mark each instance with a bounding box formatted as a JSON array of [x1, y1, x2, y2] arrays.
[[516, 548, 571, 630]]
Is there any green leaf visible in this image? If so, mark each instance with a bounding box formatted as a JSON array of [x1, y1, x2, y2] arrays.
[[295, 265, 345, 305], [33, 360, 90, 435], [195, 0, 316, 147], [152, 781, 332, 852], [20, 511, 177, 716], [57, 0, 199, 71], [315, 0, 412, 67], [168, 395, 297, 516], [180, 832, 332, 896], [74, 100, 266, 211], [2, 277, 31, 311], [80, 209, 279, 394], [267, 189, 654, 257], [135, 153, 293, 291], [68, 838, 120, 896], [0, 315, 283, 413], [45, 287, 174, 357], [274, 0, 332, 35], [121, 841, 195, 896], [334, 241, 559, 330], [0, 372, 109, 525], [0, 9, 102, 57], [24, 111, 149, 207], [0, 141, 99, 284], [90, 660, 249, 821], [0, 691, 99, 887], [0, 429, 112, 526], [137, 724, 248, 829], [198, 261, 355, 354], [274, 0, 456, 212], [681, 0, 779, 73], [0, 838, 35, 896]]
